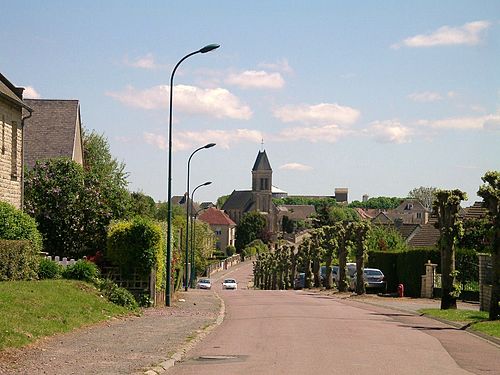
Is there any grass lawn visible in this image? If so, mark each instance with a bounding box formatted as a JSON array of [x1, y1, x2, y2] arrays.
[[420, 308, 500, 338], [0, 279, 134, 350]]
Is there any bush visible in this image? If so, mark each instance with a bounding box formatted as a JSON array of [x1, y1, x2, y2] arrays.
[[97, 279, 138, 310], [38, 258, 63, 279], [0, 240, 39, 281], [0, 201, 42, 251], [107, 217, 163, 277], [225, 245, 236, 256], [62, 260, 100, 282]]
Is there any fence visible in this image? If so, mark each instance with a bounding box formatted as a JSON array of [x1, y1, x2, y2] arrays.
[[205, 254, 242, 277], [43, 254, 77, 267]]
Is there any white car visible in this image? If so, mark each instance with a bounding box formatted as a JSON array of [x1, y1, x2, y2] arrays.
[[197, 278, 212, 290], [222, 278, 238, 290]]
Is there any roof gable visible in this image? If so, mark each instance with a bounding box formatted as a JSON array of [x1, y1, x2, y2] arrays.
[[0, 72, 29, 109], [222, 190, 254, 211], [23, 99, 81, 169], [198, 207, 236, 226]]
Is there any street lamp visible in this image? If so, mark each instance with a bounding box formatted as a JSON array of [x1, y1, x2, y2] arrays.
[[189, 181, 212, 287], [166, 44, 220, 307], [184, 143, 216, 291]]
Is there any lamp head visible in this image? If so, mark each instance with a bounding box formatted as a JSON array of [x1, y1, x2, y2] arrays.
[[199, 44, 220, 53], [203, 181, 212, 186], [204, 143, 216, 149]]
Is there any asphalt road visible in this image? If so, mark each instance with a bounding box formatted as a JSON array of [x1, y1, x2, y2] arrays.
[[168, 262, 500, 375]]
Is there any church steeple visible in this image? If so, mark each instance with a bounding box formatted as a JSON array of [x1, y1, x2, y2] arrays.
[[252, 150, 272, 193]]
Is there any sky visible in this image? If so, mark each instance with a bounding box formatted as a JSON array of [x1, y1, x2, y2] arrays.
[[2, 1, 499, 205]]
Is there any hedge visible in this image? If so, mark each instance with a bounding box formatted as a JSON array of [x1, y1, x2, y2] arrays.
[[0, 240, 39, 281], [368, 247, 478, 297], [0, 201, 42, 252]]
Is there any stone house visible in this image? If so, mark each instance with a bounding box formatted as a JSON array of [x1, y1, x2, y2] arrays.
[[198, 207, 236, 254], [23, 99, 83, 169], [0, 73, 32, 209]]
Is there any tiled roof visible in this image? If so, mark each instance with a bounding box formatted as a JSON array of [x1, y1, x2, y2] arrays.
[[252, 150, 272, 171], [277, 204, 316, 220], [23, 99, 80, 169], [463, 201, 488, 220], [222, 190, 254, 211], [198, 207, 236, 226], [408, 217, 440, 248]]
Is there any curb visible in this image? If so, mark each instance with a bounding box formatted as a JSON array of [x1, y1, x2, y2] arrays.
[[142, 291, 226, 374]]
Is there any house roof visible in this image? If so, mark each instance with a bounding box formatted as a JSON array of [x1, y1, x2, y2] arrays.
[[198, 207, 236, 226], [408, 217, 440, 248], [463, 201, 488, 220], [396, 198, 428, 212], [0, 72, 30, 110], [222, 190, 255, 212], [374, 222, 421, 242], [23, 99, 80, 169], [252, 150, 272, 171], [277, 205, 316, 220]]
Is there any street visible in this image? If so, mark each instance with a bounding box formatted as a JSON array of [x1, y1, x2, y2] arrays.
[[168, 261, 500, 375]]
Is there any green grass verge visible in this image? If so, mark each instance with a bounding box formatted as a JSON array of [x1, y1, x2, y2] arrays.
[[0, 279, 134, 350], [420, 308, 500, 338]]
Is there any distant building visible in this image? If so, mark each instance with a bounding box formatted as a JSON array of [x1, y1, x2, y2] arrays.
[[198, 207, 236, 253], [0, 72, 32, 209], [222, 150, 278, 234], [335, 188, 348, 203]]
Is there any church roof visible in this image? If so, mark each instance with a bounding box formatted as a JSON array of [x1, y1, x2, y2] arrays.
[[221, 190, 255, 212], [252, 150, 272, 171]]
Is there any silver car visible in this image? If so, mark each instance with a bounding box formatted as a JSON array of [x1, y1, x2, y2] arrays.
[[197, 278, 212, 290], [350, 268, 386, 292]]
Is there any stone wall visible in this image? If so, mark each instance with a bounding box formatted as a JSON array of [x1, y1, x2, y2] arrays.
[[0, 100, 23, 209], [479, 253, 493, 312]]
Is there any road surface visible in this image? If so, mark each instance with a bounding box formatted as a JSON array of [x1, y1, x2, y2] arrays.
[[168, 261, 500, 375]]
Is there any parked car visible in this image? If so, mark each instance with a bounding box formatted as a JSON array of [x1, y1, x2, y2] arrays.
[[222, 278, 238, 290], [294, 273, 305, 289], [197, 278, 212, 290], [350, 268, 386, 292], [320, 266, 339, 284]]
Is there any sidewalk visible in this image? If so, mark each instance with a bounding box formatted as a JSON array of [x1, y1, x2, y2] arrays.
[[0, 289, 223, 375]]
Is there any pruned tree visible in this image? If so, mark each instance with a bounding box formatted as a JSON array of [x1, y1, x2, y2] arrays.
[[352, 221, 371, 295], [433, 189, 467, 310], [321, 225, 340, 289], [337, 221, 352, 293], [478, 171, 500, 320]]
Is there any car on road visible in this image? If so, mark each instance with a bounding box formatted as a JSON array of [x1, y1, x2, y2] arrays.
[[197, 278, 212, 290], [222, 278, 238, 290], [350, 268, 386, 292], [294, 273, 306, 289]]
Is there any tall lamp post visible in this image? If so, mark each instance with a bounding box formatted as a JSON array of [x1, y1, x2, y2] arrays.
[[184, 143, 216, 291], [189, 181, 212, 287], [166, 44, 220, 307]]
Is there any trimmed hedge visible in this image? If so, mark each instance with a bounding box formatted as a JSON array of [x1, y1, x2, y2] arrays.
[[0, 201, 42, 252], [0, 240, 39, 281], [367, 251, 399, 292]]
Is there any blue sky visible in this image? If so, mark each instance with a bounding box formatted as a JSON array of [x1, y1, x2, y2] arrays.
[[2, 1, 499, 205]]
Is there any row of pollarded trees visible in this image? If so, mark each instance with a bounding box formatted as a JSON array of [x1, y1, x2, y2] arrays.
[[253, 221, 371, 295]]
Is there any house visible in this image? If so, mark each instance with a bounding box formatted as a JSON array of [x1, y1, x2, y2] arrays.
[[393, 198, 429, 224], [222, 150, 279, 234], [198, 207, 236, 254], [23, 99, 83, 170], [0, 73, 32, 209]]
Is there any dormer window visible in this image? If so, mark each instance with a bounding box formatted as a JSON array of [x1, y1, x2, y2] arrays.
[[405, 203, 413, 210]]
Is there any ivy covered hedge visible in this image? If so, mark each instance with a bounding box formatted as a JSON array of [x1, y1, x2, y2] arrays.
[[106, 217, 165, 290]]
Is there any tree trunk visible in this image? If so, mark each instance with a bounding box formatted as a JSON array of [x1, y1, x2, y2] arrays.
[[489, 227, 500, 320], [338, 244, 348, 292], [440, 236, 457, 310], [325, 256, 333, 289], [312, 258, 321, 288], [355, 254, 365, 295]]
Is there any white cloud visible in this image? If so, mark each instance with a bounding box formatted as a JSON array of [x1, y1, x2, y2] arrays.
[[279, 163, 313, 171], [144, 128, 263, 151], [258, 59, 293, 74], [226, 70, 285, 89], [408, 91, 443, 102], [369, 120, 412, 144], [277, 124, 350, 143], [107, 84, 252, 120], [483, 117, 500, 132], [416, 114, 500, 130], [23, 86, 41, 99], [393, 20, 491, 48], [124, 53, 158, 69], [274, 103, 360, 126]]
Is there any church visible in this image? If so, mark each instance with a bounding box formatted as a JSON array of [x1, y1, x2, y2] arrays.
[[221, 150, 279, 235]]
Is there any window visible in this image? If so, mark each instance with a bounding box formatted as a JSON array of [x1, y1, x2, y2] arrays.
[[215, 228, 222, 236], [11, 120, 18, 179], [416, 212, 422, 219]]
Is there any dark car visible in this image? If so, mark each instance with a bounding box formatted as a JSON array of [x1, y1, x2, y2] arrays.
[[294, 273, 305, 289]]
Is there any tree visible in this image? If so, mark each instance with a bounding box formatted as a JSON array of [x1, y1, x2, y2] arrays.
[[433, 189, 467, 310], [321, 225, 340, 289], [235, 211, 267, 252], [216, 195, 230, 208], [349, 196, 403, 210], [129, 191, 157, 218], [24, 158, 87, 257], [314, 205, 359, 227], [366, 225, 408, 252], [408, 186, 437, 211], [478, 171, 500, 320], [352, 221, 370, 295]]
